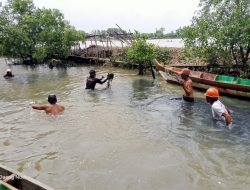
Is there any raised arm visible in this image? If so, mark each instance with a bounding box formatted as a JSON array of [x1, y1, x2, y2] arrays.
[[174, 74, 184, 85], [32, 103, 48, 110], [96, 75, 109, 84]]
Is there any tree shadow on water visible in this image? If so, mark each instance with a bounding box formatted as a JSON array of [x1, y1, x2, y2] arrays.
[[132, 79, 155, 101]]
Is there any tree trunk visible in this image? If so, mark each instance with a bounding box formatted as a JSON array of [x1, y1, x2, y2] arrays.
[[238, 44, 250, 71], [230, 46, 238, 65], [138, 62, 144, 75]]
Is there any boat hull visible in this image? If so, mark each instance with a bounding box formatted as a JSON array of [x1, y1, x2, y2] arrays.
[[0, 164, 54, 190], [155, 59, 250, 99]]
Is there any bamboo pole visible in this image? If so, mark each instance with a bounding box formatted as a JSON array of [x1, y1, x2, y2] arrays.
[[84, 41, 87, 57], [121, 41, 123, 49], [94, 33, 99, 63], [101, 38, 106, 58], [109, 37, 112, 50], [116, 24, 132, 44]]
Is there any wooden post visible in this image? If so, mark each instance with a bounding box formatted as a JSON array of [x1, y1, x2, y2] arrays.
[[84, 41, 87, 57], [91, 37, 94, 57], [121, 41, 123, 49], [106, 37, 109, 49], [109, 38, 112, 50], [106, 36, 109, 57], [94, 33, 99, 64], [101, 35, 105, 58]]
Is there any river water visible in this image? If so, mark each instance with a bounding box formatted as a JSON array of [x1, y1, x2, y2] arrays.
[[82, 39, 183, 48], [1, 60, 250, 190]]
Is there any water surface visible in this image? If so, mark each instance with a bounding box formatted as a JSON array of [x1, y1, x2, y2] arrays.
[[0, 60, 250, 190]]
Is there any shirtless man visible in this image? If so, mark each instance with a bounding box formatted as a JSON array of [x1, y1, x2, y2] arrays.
[[32, 94, 65, 115], [175, 68, 194, 102]]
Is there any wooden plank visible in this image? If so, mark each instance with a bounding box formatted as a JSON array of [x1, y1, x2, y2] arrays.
[[0, 165, 54, 190]]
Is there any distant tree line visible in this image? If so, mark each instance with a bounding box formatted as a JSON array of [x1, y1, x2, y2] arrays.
[[89, 28, 127, 36], [88, 27, 180, 40], [143, 27, 180, 39]]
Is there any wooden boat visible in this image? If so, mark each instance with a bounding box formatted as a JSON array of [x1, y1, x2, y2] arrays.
[[154, 59, 250, 99], [0, 164, 54, 190]]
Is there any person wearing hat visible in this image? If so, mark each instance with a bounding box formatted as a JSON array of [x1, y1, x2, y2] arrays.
[[175, 68, 194, 102], [3, 69, 14, 79], [31, 94, 65, 115], [205, 87, 232, 128], [86, 69, 110, 90]]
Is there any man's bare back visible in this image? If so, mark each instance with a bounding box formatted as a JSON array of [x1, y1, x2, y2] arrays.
[[182, 78, 194, 98], [32, 94, 64, 115], [32, 103, 64, 115]]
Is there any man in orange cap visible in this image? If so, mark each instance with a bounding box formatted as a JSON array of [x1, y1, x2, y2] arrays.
[[205, 87, 232, 128], [175, 68, 194, 102]]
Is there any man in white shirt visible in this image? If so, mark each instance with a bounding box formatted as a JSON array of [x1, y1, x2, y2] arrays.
[[205, 87, 232, 128]]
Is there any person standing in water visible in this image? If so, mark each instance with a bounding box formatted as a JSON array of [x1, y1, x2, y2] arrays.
[[86, 70, 110, 90], [3, 69, 14, 79], [175, 68, 194, 102], [205, 87, 232, 128], [31, 94, 65, 115]]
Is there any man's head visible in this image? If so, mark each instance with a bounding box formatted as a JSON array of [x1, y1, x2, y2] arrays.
[[6, 69, 12, 74], [89, 70, 96, 78], [204, 87, 219, 104], [108, 73, 114, 80], [48, 94, 57, 104], [181, 68, 190, 80]]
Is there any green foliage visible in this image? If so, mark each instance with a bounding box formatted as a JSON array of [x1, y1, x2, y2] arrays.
[[0, 0, 85, 63], [123, 32, 155, 67], [123, 32, 170, 74], [153, 47, 170, 63], [178, 0, 250, 67]]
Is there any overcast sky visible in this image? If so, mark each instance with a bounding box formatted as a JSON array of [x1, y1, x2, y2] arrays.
[[1, 0, 200, 33]]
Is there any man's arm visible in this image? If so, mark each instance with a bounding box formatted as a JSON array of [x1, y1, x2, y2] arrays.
[[222, 112, 232, 127], [96, 77, 108, 84], [174, 74, 184, 85], [32, 103, 48, 110]]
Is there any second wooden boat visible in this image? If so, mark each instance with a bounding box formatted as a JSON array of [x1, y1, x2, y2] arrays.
[[154, 59, 250, 99]]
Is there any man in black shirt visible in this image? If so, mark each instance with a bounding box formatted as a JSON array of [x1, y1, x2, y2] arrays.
[[86, 70, 109, 90]]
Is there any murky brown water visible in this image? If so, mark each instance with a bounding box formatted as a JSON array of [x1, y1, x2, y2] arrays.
[[1, 59, 250, 190]]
